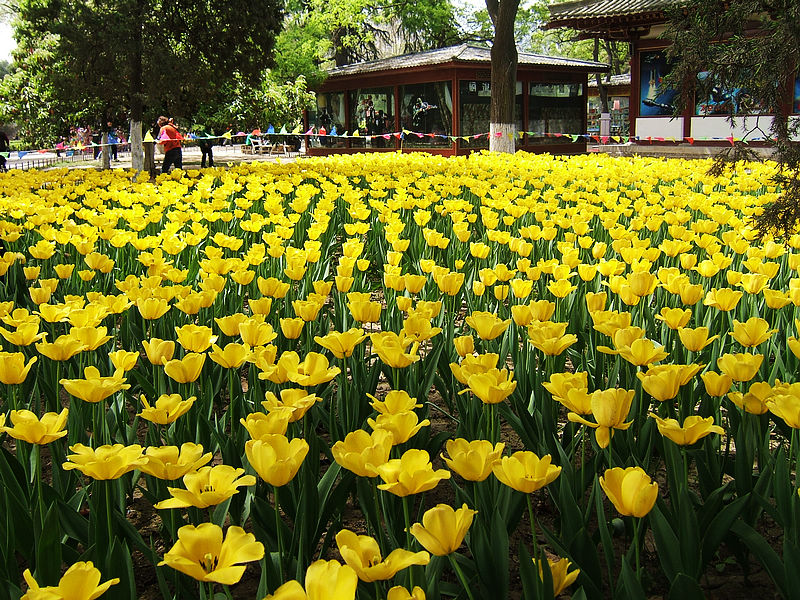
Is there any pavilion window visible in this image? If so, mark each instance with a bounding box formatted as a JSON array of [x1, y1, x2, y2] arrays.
[[528, 82, 583, 144]]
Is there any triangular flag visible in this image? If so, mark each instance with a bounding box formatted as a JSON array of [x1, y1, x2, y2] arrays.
[[143, 131, 154, 142], [611, 136, 620, 143], [342, 131, 349, 137], [222, 131, 232, 139], [647, 136, 653, 143], [235, 131, 246, 137], [494, 132, 503, 137], [655, 136, 665, 142], [18, 151, 28, 158], [600, 136, 609, 144], [0, 152, 8, 158], [462, 137, 470, 142], [319, 127, 327, 136], [591, 135, 600, 142], [570, 135, 579, 142], [415, 132, 424, 138], [279, 125, 288, 135], [726, 136, 735, 145], [252, 129, 262, 136], [304, 127, 314, 135], [621, 137, 629, 143], [518, 131, 525, 139], [330, 126, 337, 136], [394, 132, 403, 139], [353, 129, 360, 137], [65, 150, 74, 157], [382, 134, 391, 139], [291, 124, 301, 134], [266, 125, 275, 134]]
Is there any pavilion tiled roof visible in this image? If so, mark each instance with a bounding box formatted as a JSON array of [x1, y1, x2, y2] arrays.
[[327, 43, 607, 78], [546, 0, 674, 35]]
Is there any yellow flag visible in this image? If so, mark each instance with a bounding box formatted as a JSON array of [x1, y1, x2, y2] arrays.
[[143, 131, 154, 143], [222, 131, 232, 140]]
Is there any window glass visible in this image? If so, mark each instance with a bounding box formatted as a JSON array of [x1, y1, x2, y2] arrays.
[[528, 83, 583, 144], [308, 92, 346, 148], [348, 88, 395, 148], [694, 72, 764, 116], [459, 81, 522, 148], [400, 82, 453, 147], [794, 74, 800, 115]]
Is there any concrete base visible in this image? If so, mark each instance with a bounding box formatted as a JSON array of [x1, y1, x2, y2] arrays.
[[588, 143, 777, 160]]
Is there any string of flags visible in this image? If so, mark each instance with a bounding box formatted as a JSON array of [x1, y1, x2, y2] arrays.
[[1, 126, 772, 160]]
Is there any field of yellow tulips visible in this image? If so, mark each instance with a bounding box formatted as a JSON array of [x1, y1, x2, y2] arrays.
[[0, 152, 798, 600]]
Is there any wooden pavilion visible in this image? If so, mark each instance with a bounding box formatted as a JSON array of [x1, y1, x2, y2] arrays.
[[305, 44, 607, 156], [547, 0, 800, 146]]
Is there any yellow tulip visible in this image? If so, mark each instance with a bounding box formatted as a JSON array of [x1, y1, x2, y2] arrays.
[[731, 317, 777, 348], [138, 394, 196, 425], [728, 381, 773, 414], [262, 389, 320, 422], [368, 411, 430, 444], [336, 529, 429, 581], [492, 451, 561, 493], [678, 327, 719, 352], [533, 557, 580, 597], [717, 353, 763, 382], [332, 429, 394, 477], [62, 443, 146, 480], [240, 410, 292, 438], [568, 388, 635, 448], [155, 465, 256, 509], [163, 352, 206, 384], [139, 443, 213, 480], [377, 449, 450, 496], [655, 307, 692, 330], [108, 350, 138, 372], [371, 332, 419, 368], [142, 338, 175, 365], [60, 366, 130, 404], [0, 352, 37, 384], [136, 297, 171, 320], [650, 413, 724, 445], [703, 288, 743, 312], [0, 408, 68, 445], [245, 435, 309, 486], [159, 523, 264, 585], [315, 328, 368, 358], [599, 466, 658, 517], [22, 561, 119, 600], [767, 386, 800, 428], [175, 324, 217, 353], [442, 438, 505, 481], [453, 335, 475, 357], [208, 342, 252, 369], [304, 560, 358, 600], [280, 317, 305, 339], [463, 368, 517, 404], [410, 503, 477, 556]]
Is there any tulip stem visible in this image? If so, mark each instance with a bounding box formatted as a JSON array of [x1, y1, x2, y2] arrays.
[[402, 496, 415, 589], [273, 485, 285, 582], [632, 517, 641, 577], [448, 554, 476, 600]]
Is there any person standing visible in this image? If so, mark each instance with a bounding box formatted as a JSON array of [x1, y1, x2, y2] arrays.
[[107, 121, 119, 161], [0, 130, 9, 171], [197, 125, 214, 168], [158, 116, 182, 173]]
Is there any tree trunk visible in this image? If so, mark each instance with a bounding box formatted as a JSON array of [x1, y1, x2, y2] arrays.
[[487, 0, 520, 154], [129, 1, 145, 173]]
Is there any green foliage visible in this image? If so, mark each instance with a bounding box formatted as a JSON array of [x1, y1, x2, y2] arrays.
[[193, 74, 316, 132], [664, 0, 800, 239]]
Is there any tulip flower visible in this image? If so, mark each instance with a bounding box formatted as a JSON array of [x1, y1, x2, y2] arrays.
[[136, 297, 171, 320], [767, 388, 800, 428], [717, 352, 764, 382], [371, 332, 420, 368], [138, 443, 213, 480], [208, 342, 252, 369], [0, 352, 37, 384], [567, 388, 635, 448], [60, 366, 130, 404], [543, 371, 588, 402], [240, 410, 292, 438], [215, 313, 248, 337], [108, 350, 138, 372], [62, 443, 146, 480], [262, 389, 320, 422], [245, 434, 309, 486], [463, 368, 517, 404], [315, 328, 368, 358], [175, 324, 217, 353], [678, 326, 719, 352], [336, 529, 429, 581], [304, 560, 358, 600], [410, 503, 477, 556], [728, 381, 773, 414], [163, 352, 206, 384], [159, 523, 264, 585], [377, 449, 450, 496], [142, 338, 175, 365], [347, 295, 382, 323], [650, 413, 725, 445], [449, 353, 499, 384], [22, 561, 119, 600], [453, 335, 475, 357], [703, 288, 743, 311], [280, 317, 305, 339], [369, 390, 422, 414], [533, 557, 580, 596], [154, 465, 256, 509], [442, 438, 505, 481], [464, 311, 512, 340], [284, 351, 341, 386], [599, 467, 658, 517], [0, 408, 68, 445], [731, 317, 777, 348], [138, 393, 197, 425], [492, 451, 561, 493], [238, 318, 278, 346], [36, 334, 87, 360], [655, 307, 692, 330], [332, 429, 394, 477], [368, 411, 430, 444], [387, 585, 426, 600]]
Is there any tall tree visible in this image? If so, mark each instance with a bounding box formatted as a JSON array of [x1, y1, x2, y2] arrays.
[[486, 0, 521, 153], [10, 0, 282, 171], [664, 0, 800, 238]]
